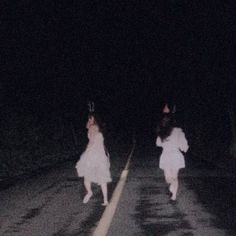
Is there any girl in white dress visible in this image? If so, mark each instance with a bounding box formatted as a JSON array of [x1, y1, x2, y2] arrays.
[[76, 114, 111, 206], [156, 114, 189, 201]]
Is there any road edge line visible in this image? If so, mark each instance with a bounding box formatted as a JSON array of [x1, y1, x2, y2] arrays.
[[92, 141, 135, 236]]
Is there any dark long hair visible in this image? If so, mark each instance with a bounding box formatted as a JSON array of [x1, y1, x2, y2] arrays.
[[88, 112, 106, 133], [88, 112, 110, 155], [157, 113, 175, 142]]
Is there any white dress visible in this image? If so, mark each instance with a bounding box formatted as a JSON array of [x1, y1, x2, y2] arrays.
[[75, 125, 112, 184], [156, 128, 189, 170]]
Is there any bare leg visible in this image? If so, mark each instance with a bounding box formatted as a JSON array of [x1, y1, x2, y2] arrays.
[[164, 169, 172, 185], [164, 169, 172, 195], [169, 181, 174, 194], [170, 169, 179, 200], [83, 179, 93, 204], [170, 178, 178, 200], [101, 183, 108, 206]]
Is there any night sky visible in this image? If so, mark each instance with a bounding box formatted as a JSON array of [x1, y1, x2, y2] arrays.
[[1, 1, 235, 134]]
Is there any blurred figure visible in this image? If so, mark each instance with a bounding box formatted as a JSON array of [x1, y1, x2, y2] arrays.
[[163, 103, 170, 113], [86, 113, 95, 129], [163, 103, 176, 114], [76, 113, 111, 206], [156, 113, 189, 201]]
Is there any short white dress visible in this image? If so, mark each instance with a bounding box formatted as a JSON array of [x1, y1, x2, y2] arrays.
[[75, 125, 112, 184], [156, 128, 189, 170]]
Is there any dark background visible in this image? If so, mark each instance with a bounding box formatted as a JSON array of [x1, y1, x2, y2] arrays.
[[0, 1, 235, 176]]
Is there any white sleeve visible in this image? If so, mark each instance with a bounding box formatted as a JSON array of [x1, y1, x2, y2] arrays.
[[178, 129, 189, 152], [156, 136, 162, 147]]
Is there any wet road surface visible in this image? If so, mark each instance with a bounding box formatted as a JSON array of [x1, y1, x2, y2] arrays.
[[1, 143, 236, 235], [0, 156, 123, 236], [108, 144, 236, 236]]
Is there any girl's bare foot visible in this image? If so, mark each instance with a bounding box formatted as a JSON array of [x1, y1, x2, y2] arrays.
[[101, 201, 108, 206], [83, 192, 93, 204], [170, 194, 176, 201]]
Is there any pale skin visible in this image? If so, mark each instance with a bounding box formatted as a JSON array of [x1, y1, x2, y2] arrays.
[[83, 179, 108, 205], [164, 168, 179, 201]]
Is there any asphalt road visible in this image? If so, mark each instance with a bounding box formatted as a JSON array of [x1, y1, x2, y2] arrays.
[[1, 141, 236, 236], [108, 144, 236, 236]]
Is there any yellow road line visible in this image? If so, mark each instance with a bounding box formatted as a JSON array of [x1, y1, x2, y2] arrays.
[[92, 142, 135, 236]]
